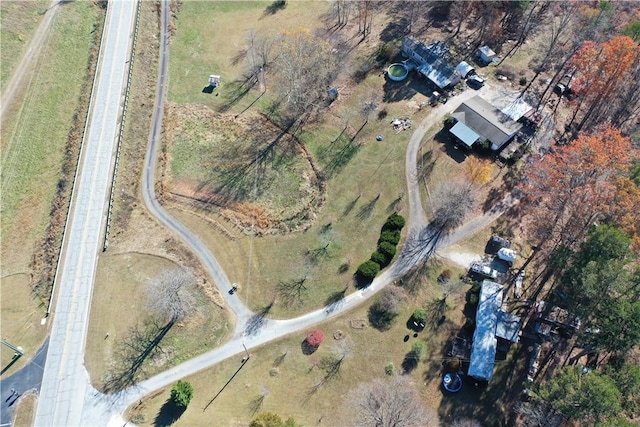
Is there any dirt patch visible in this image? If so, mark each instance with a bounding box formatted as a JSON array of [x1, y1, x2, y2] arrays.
[[161, 103, 325, 235]]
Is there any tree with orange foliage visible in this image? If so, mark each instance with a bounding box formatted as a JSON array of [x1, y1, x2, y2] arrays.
[[464, 157, 493, 186], [568, 36, 639, 132], [520, 127, 633, 251], [610, 176, 640, 251]]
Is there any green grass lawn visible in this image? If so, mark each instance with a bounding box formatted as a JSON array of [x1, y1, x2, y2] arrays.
[[128, 272, 474, 425], [86, 252, 231, 391], [0, 0, 49, 92], [1, 1, 98, 271]]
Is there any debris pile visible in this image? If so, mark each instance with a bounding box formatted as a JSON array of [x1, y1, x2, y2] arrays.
[[391, 117, 412, 133]]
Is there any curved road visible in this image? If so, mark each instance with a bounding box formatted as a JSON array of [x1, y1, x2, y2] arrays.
[[15, 0, 517, 423], [92, 2, 516, 424]]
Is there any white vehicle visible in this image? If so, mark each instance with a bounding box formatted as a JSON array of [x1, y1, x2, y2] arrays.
[[471, 262, 498, 279], [497, 247, 517, 263]]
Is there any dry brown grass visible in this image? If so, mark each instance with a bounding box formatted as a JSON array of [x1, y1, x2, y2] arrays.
[[0, 0, 49, 91], [0, 274, 47, 376], [86, 252, 231, 391], [127, 272, 472, 426], [12, 392, 37, 427]]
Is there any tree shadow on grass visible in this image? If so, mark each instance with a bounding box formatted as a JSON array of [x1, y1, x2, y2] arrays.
[[154, 399, 186, 426], [262, 0, 287, 17], [104, 320, 173, 393], [356, 194, 380, 220], [342, 194, 361, 217], [301, 340, 319, 355], [401, 354, 420, 373], [244, 302, 274, 337], [324, 286, 348, 314]]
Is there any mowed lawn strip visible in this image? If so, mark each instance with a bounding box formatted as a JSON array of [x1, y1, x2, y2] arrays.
[[0, 1, 99, 374], [0, 0, 49, 92], [0, 1, 98, 270], [86, 253, 232, 391]]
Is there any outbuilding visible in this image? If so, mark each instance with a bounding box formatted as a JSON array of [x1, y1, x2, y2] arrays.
[[478, 46, 496, 63], [455, 61, 475, 78]]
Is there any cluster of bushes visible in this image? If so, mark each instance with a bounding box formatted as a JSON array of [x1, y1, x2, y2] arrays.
[[356, 213, 406, 282], [463, 281, 482, 333]]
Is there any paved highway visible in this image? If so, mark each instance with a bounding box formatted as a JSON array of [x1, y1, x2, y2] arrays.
[[23, 0, 517, 424], [94, 2, 517, 421], [33, 1, 137, 425]]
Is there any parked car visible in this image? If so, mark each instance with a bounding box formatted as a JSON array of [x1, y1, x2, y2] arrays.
[[471, 262, 498, 279], [467, 75, 484, 89], [497, 248, 517, 263], [490, 235, 511, 248]]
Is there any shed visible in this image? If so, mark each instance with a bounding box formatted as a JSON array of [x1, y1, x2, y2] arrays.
[[478, 46, 496, 63], [450, 121, 480, 148], [468, 280, 503, 382], [455, 61, 475, 78]]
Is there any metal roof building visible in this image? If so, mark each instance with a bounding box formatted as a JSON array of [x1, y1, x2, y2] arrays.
[[468, 280, 521, 382], [468, 280, 503, 382], [450, 95, 522, 151]]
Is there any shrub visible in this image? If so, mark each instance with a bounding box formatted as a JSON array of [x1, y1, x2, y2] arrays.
[[410, 341, 427, 360], [444, 116, 457, 130], [464, 318, 476, 333], [468, 293, 479, 306], [474, 139, 492, 154], [170, 380, 194, 408], [357, 260, 381, 280], [370, 251, 387, 267], [305, 329, 325, 348], [379, 229, 401, 245], [438, 269, 452, 283], [412, 308, 427, 323], [385, 362, 394, 375], [378, 241, 397, 260], [519, 76, 527, 85], [383, 213, 406, 231], [369, 285, 407, 330], [250, 412, 284, 427]]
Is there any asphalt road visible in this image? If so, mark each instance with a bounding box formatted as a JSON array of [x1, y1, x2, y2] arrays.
[[0, 339, 48, 425], [11, 0, 519, 424], [32, 1, 137, 425], [96, 7, 517, 422]]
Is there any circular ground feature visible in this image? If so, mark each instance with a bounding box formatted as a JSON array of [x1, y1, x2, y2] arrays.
[[387, 63, 408, 81]]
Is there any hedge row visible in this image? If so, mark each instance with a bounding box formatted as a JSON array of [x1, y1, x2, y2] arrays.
[[356, 213, 406, 281]]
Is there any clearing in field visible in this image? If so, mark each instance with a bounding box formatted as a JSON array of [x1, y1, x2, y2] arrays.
[[163, 104, 324, 234]]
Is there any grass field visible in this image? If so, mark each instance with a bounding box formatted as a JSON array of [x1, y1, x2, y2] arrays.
[[0, 0, 100, 374], [86, 252, 231, 391], [0, 1, 98, 270], [128, 267, 521, 426], [0, 274, 46, 375], [0, 0, 48, 92], [12, 393, 37, 427]]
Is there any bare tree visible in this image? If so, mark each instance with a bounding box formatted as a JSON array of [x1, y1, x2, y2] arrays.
[[329, 0, 352, 28], [147, 268, 197, 325], [431, 181, 475, 232], [353, 376, 438, 427], [270, 28, 339, 119]]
